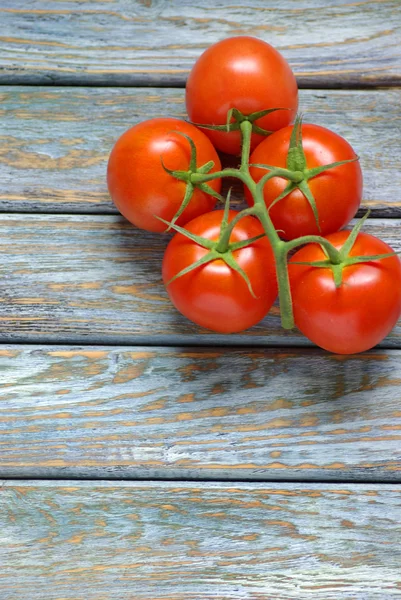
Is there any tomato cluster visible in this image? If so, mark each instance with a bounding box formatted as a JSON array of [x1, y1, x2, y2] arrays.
[[107, 36, 401, 354]]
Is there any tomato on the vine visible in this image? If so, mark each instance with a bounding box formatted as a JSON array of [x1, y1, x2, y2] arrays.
[[246, 124, 362, 240], [107, 118, 222, 233], [288, 231, 401, 354], [162, 210, 277, 333], [185, 36, 298, 155]]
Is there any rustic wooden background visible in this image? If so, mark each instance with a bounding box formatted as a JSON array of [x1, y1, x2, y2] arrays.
[[1, 1, 401, 598]]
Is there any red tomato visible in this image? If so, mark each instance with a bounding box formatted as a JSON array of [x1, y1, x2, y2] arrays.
[[246, 124, 362, 240], [185, 36, 298, 155], [288, 231, 401, 354], [162, 210, 277, 333], [107, 118, 222, 232]]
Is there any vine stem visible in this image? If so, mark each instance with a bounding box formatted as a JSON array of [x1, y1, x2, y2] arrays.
[[237, 120, 296, 329], [188, 119, 341, 329]]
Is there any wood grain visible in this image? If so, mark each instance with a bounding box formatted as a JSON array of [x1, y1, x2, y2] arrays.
[[1, 345, 401, 481], [0, 214, 400, 346], [0, 480, 400, 599], [0, 0, 400, 87], [1, 87, 401, 216]]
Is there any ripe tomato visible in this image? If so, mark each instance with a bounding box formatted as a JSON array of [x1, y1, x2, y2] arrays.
[[288, 231, 401, 354], [162, 210, 277, 333], [107, 118, 222, 233], [185, 36, 298, 155], [246, 124, 362, 240]]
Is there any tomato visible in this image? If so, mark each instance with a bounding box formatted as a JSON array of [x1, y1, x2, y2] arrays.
[[185, 36, 298, 155], [288, 231, 401, 354], [246, 123, 362, 240], [107, 118, 222, 232], [162, 210, 277, 333]]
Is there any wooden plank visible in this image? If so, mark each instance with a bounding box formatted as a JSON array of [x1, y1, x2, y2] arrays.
[[0, 214, 400, 346], [0, 481, 400, 599], [0, 1, 400, 87], [1, 87, 401, 216], [1, 345, 401, 481]]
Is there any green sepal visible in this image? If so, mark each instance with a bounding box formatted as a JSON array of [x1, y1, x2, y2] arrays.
[[252, 124, 273, 136], [332, 265, 344, 288], [305, 156, 360, 180], [289, 210, 400, 288], [167, 182, 194, 230], [338, 211, 371, 260], [160, 155, 186, 179], [297, 179, 321, 232], [155, 216, 215, 249], [290, 259, 332, 268], [189, 107, 287, 136], [169, 130, 198, 172], [248, 107, 289, 122], [287, 115, 307, 172], [166, 245, 258, 299], [222, 251, 258, 299], [267, 181, 296, 213], [159, 130, 224, 225], [197, 160, 215, 174], [166, 251, 218, 286], [221, 188, 232, 230], [197, 182, 225, 203], [345, 252, 401, 266], [229, 233, 266, 251], [250, 163, 292, 176]]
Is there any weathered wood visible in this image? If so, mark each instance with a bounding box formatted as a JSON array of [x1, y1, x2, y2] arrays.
[[0, 481, 400, 599], [1, 1, 400, 87], [0, 214, 400, 346], [1, 87, 401, 216], [1, 345, 401, 481]]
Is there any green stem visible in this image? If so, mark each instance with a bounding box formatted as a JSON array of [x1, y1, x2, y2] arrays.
[[191, 168, 248, 186], [285, 235, 342, 264], [255, 202, 294, 329], [274, 243, 294, 329], [172, 114, 345, 331], [240, 120, 253, 172], [238, 121, 297, 329]]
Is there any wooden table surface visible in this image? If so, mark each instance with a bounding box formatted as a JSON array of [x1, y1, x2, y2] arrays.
[[1, 1, 401, 598]]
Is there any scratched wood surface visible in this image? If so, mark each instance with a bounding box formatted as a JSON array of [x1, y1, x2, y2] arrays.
[[2, 2, 401, 595], [1, 0, 400, 87], [1, 87, 401, 216], [1, 346, 401, 481], [0, 214, 400, 346], [1, 481, 400, 599]]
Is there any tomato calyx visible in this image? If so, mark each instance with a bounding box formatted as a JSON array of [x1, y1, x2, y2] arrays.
[[291, 211, 400, 287], [157, 191, 266, 298], [190, 107, 288, 136], [160, 131, 224, 229], [251, 116, 360, 232]]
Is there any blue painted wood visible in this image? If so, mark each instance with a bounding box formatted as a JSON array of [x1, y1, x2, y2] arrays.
[[0, 481, 400, 599], [0, 87, 400, 216], [0, 214, 400, 346], [0, 345, 401, 481], [0, 1, 400, 87]]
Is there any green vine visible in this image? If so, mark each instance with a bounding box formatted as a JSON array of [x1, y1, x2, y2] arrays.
[[162, 111, 394, 330]]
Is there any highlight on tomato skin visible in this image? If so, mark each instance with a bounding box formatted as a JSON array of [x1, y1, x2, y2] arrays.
[[162, 210, 278, 334], [288, 231, 401, 354], [185, 36, 298, 155], [107, 117, 222, 233], [246, 123, 363, 240]]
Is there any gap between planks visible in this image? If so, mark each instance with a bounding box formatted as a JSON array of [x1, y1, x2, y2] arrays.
[[1, 337, 400, 350], [0, 75, 400, 89], [2, 339, 308, 348], [1, 473, 401, 485]]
